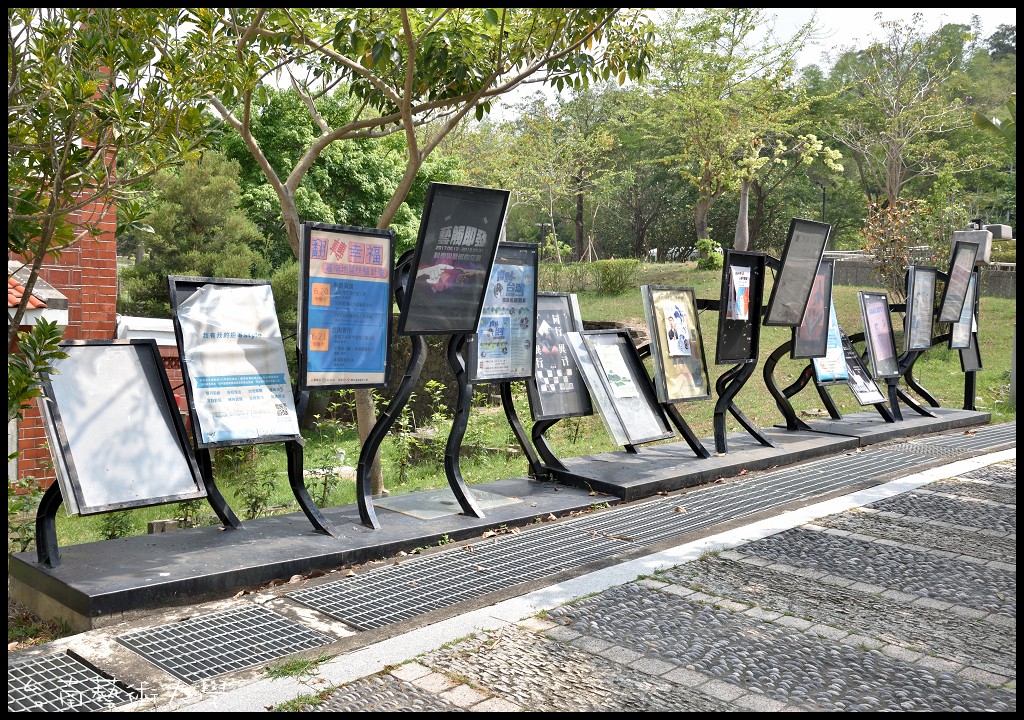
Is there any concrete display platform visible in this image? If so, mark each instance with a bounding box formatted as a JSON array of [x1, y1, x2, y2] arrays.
[[547, 429, 859, 501], [547, 408, 991, 500], [796, 407, 991, 444], [8, 407, 992, 632], [8, 477, 614, 631]]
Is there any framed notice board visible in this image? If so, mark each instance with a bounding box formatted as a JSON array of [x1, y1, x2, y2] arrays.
[[397, 182, 510, 336], [298, 222, 395, 390], [571, 329, 674, 447], [466, 242, 539, 383], [715, 250, 767, 365], [38, 339, 206, 515], [169, 276, 302, 448], [526, 292, 592, 421], [641, 285, 712, 403], [764, 217, 830, 327]]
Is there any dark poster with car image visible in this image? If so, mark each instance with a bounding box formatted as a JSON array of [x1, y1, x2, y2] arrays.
[[397, 183, 510, 336]]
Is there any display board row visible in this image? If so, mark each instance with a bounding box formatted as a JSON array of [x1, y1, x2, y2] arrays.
[[34, 182, 984, 537]]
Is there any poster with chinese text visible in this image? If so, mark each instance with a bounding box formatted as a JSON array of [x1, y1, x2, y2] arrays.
[[467, 242, 538, 382], [299, 224, 393, 390], [398, 183, 510, 335], [173, 280, 301, 447]]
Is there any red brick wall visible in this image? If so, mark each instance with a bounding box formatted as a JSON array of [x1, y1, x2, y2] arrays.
[[13, 198, 119, 484]]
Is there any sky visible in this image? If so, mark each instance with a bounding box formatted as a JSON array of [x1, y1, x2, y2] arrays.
[[772, 8, 1017, 69], [492, 8, 1016, 117]]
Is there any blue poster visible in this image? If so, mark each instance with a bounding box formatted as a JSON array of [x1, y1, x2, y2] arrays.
[[302, 226, 393, 389]]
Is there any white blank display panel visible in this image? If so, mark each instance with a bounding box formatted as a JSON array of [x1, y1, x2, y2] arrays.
[[41, 341, 206, 515]]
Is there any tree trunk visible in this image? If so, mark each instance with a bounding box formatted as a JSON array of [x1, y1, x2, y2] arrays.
[[574, 187, 585, 261], [694, 196, 712, 241], [750, 181, 767, 251], [733, 179, 751, 252], [355, 388, 385, 495]]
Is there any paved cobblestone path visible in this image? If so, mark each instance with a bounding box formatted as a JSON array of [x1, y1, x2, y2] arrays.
[[307, 460, 1015, 712]]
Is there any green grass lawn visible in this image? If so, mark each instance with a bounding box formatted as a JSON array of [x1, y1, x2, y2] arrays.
[[43, 261, 1015, 548]]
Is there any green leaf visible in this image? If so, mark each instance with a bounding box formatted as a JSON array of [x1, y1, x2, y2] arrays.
[[483, 9, 500, 26]]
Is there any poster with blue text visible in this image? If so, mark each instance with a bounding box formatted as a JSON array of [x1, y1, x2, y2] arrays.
[[175, 282, 300, 446], [467, 242, 538, 382], [300, 224, 394, 390]]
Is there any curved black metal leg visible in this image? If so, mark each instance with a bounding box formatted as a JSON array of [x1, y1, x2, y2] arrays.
[[196, 447, 243, 529], [285, 439, 339, 536], [663, 403, 711, 458], [886, 380, 904, 421], [964, 369, 977, 411], [531, 418, 566, 474], [763, 340, 811, 431], [444, 334, 485, 518], [815, 381, 843, 420], [713, 365, 742, 453], [500, 382, 544, 479], [724, 366, 778, 450], [715, 362, 777, 453], [356, 334, 427, 529], [34, 482, 63, 568], [893, 349, 937, 418]]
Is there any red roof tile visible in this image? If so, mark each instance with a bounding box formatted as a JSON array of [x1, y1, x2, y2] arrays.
[[8, 276, 47, 310]]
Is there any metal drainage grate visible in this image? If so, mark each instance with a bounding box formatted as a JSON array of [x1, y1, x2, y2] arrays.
[[289, 446, 947, 630], [290, 522, 628, 630], [910, 421, 1016, 452], [570, 447, 939, 547], [115, 605, 334, 685], [882, 441, 968, 458], [8, 652, 140, 712]]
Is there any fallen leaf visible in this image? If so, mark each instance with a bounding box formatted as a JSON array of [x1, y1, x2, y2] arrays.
[[546, 514, 557, 521], [674, 506, 686, 513], [482, 530, 497, 538], [738, 469, 748, 475], [288, 574, 303, 584], [476, 565, 485, 572], [656, 490, 668, 496], [464, 545, 474, 552], [345, 570, 356, 577], [511, 527, 520, 534], [396, 550, 407, 557]]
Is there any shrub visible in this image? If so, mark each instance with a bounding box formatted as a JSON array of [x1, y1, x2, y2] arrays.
[[592, 259, 642, 295]]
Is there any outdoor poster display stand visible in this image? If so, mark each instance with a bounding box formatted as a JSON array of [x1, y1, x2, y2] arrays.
[[167, 276, 333, 534], [639, 285, 712, 458], [294, 222, 396, 532], [709, 248, 774, 454], [763, 259, 849, 430], [33, 339, 208, 567], [461, 243, 547, 478], [356, 182, 510, 528], [566, 329, 675, 453], [511, 291, 593, 478]]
